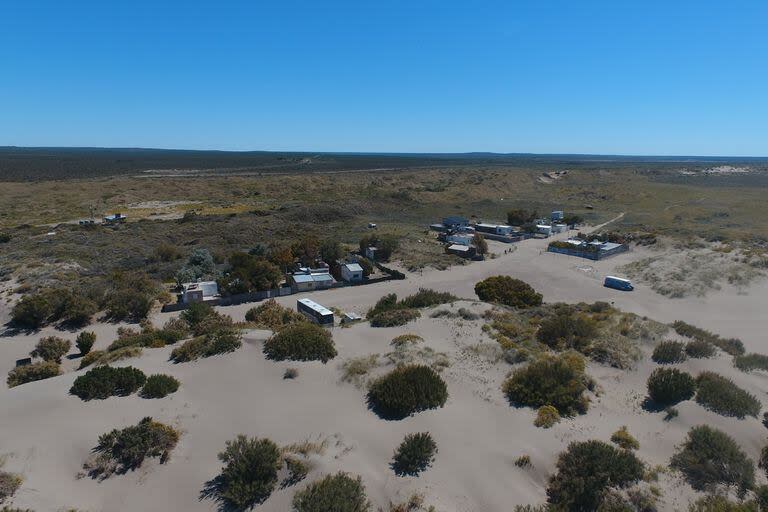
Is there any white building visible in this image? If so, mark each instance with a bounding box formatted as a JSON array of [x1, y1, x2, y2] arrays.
[[536, 224, 553, 237], [340, 263, 364, 282], [290, 269, 336, 292], [182, 281, 219, 304], [475, 223, 515, 236]]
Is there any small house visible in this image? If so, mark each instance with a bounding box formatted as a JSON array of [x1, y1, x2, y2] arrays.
[[340, 263, 364, 282], [536, 224, 553, 237], [290, 269, 336, 292], [445, 233, 474, 246], [447, 244, 476, 258], [182, 281, 219, 304], [475, 223, 514, 236], [551, 210, 564, 222], [364, 246, 379, 261], [442, 216, 470, 230]]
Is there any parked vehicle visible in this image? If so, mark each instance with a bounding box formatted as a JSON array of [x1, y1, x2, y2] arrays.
[[604, 275, 634, 291]]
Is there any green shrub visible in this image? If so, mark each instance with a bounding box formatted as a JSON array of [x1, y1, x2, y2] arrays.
[[651, 340, 687, 364], [180, 302, 216, 330], [671, 425, 754, 495], [695, 371, 760, 419], [685, 339, 717, 359], [688, 495, 759, 512], [367, 293, 398, 319], [245, 299, 307, 330], [734, 353, 768, 373], [10, 291, 57, 329], [502, 355, 589, 416], [391, 334, 423, 346], [70, 366, 147, 400], [546, 440, 644, 510], [646, 367, 696, 406], [7, 361, 60, 387], [292, 472, 371, 512], [86, 417, 179, 479], [536, 311, 597, 351], [474, 276, 543, 308], [170, 327, 242, 363], [367, 365, 448, 419], [391, 432, 437, 476], [515, 455, 532, 469], [59, 293, 98, 326], [31, 336, 71, 363], [534, 405, 561, 428], [263, 323, 337, 363], [140, 374, 180, 398], [664, 407, 679, 421], [398, 288, 457, 309], [76, 331, 97, 355], [104, 289, 154, 322], [0, 471, 22, 503], [370, 309, 421, 327], [200, 435, 281, 509], [79, 347, 142, 369], [610, 426, 639, 451], [672, 321, 745, 356]]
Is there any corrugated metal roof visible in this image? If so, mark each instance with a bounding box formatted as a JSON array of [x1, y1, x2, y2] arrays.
[[292, 274, 314, 283], [448, 244, 471, 252], [344, 263, 363, 272]]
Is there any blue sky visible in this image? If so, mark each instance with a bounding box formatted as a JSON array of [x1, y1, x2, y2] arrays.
[[1, 1, 766, 155]]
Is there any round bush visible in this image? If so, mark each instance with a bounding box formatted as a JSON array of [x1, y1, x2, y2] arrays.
[[474, 276, 542, 308], [534, 405, 561, 428], [646, 367, 696, 406], [546, 440, 644, 510], [263, 323, 337, 363], [503, 355, 589, 416], [140, 374, 180, 398], [369, 309, 421, 328], [201, 435, 281, 510], [292, 472, 371, 512], [70, 365, 147, 400], [610, 426, 639, 451], [671, 425, 755, 494], [31, 336, 71, 363], [367, 365, 448, 420], [245, 299, 307, 330], [536, 312, 597, 351], [651, 340, 687, 364], [391, 432, 437, 476], [685, 339, 717, 359], [76, 331, 97, 355], [695, 371, 760, 419]]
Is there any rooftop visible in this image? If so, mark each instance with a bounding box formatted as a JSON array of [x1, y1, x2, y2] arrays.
[[344, 263, 364, 272], [298, 298, 333, 316]]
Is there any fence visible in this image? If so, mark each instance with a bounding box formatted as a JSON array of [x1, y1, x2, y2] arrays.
[[546, 244, 628, 261], [161, 267, 405, 313]]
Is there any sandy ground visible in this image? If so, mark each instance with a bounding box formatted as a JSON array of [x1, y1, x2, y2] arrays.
[[2, 224, 768, 511]]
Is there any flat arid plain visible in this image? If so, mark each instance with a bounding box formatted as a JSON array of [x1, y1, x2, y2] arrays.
[[2, 150, 768, 511]]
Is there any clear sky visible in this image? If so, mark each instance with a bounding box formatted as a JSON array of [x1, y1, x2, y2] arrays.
[[1, 1, 766, 155]]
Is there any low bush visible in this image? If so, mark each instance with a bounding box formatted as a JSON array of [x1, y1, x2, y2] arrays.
[[474, 276, 543, 308], [292, 472, 371, 512], [734, 353, 768, 373], [263, 323, 337, 363], [610, 426, 639, 451], [651, 340, 687, 364], [70, 366, 147, 400], [107, 323, 187, 352], [664, 407, 679, 421], [370, 309, 421, 327], [170, 327, 242, 363], [367, 365, 448, 419], [670, 425, 754, 495], [536, 311, 597, 351], [534, 405, 561, 428], [31, 336, 71, 363], [391, 432, 437, 476], [78, 347, 142, 369], [646, 367, 696, 406], [685, 339, 717, 359], [0, 471, 22, 503], [10, 290, 58, 329], [140, 374, 180, 398], [245, 299, 307, 330], [284, 367, 299, 379], [200, 435, 282, 510], [515, 455, 532, 469], [7, 361, 60, 387], [672, 320, 745, 356], [688, 495, 760, 512], [695, 371, 760, 419], [546, 440, 644, 510], [85, 417, 179, 479], [391, 334, 423, 347], [76, 331, 97, 355], [398, 289, 457, 309], [502, 354, 590, 416]]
